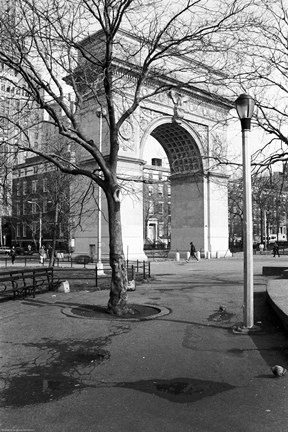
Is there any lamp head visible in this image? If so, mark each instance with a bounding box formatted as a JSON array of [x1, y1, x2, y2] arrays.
[[235, 94, 255, 131]]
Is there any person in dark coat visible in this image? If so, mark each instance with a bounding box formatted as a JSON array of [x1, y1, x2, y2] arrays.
[[273, 242, 280, 258], [186, 241, 199, 262], [10, 246, 16, 264]]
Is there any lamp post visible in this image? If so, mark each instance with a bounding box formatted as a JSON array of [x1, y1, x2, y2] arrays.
[[28, 201, 42, 249], [96, 107, 107, 273], [235, 94, 255, 328]]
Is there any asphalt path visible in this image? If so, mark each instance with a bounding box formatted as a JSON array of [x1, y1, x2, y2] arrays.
[[1, 255, 288, 432]]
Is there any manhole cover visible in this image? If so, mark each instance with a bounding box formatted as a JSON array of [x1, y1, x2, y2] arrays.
[[62, 304, 170, 321]]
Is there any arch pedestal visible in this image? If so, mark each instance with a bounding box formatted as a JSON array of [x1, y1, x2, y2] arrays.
[[169, 173, 230, 258]]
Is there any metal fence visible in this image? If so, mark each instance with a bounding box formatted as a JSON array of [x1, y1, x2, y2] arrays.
[[0, 256, 151, 290]]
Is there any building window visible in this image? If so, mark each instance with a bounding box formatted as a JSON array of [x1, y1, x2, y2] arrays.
[[31, 202, 37, 214], [152, 158, 162, 167], [43, 199, 49, 213], [16, 223, 20, 237], [32, 221, 37, 234], [32, 180, 37, 193], [23, 222, 27, 237], [167, 184, 171, 197], [16, 182, 20, 196], [16, 202, 20, 216], [23, 202, 26, 215], [157, 202, 164, 215], [23, 181, 27, 195], [43, 178, 48, 192]]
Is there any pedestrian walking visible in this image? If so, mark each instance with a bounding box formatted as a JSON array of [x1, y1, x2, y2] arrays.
[[10, 246, 16, 264], [186, 241, 199, 262], [273, 242, 280, 258]]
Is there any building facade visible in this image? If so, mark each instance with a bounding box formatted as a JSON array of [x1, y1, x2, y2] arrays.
[[11, 156, 71, 252], [229, 169, 288, 247]]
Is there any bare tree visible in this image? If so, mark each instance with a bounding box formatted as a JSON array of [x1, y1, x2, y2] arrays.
[[226, 0, 288, 169], [0, 0, 256, 314]]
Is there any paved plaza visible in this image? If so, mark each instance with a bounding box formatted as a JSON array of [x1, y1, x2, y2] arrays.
[[1, 255, 288, 432]]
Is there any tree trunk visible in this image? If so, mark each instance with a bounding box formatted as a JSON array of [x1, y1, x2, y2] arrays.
[[106, 191, 134, 316]]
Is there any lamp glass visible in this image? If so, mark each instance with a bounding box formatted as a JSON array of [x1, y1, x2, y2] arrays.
[[235, 94, 255, 120]]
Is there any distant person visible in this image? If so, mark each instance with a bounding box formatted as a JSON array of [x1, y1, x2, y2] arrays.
[[39, 246, 45, 264], [273, 242, 280, 258], [259, 243, 264, 254], [47, 245, 56, 265], [186, 241, 199, 262], [10, 246, 16, 264]]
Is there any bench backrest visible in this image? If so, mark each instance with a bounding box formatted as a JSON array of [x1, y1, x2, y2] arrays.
[[0, 267, 54, 281]]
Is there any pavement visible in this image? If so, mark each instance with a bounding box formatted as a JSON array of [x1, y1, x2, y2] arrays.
[[1, 254, 288, 432]]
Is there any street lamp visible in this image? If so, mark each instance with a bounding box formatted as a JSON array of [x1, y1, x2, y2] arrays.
[[28, 201, 42, 249], [235, 94, 255, 329], [96, 107, 107, 274]]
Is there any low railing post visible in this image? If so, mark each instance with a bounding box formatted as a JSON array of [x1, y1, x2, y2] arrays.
[[148, 261, 151, 278], [132, 264, 135, 280], [95, 265, 98, 288], [143, 261, 146, 279]]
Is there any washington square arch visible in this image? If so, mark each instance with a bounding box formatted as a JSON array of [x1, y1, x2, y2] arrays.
[[73, 34, 233, 261]]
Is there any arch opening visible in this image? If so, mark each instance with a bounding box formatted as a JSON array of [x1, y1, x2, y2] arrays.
[[142, 122, 204, 255], [151, 123, 203, 176]]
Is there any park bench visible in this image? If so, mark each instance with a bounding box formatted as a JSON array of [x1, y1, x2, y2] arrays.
[[0, 267, 61, 300]]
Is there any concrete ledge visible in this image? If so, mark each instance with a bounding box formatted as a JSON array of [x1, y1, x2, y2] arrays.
[[266, 279, 288, 331], [262, 266, 288, 276]]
